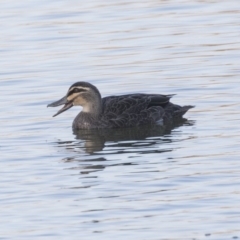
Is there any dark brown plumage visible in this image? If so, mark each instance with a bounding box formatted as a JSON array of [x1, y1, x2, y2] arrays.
[[48, 82, 194, 129]]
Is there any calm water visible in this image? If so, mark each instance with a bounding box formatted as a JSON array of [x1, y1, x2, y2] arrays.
[[1, 0, 240, 239]]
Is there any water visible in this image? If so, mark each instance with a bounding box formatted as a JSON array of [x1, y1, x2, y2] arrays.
[[1, 0, 240, 239]]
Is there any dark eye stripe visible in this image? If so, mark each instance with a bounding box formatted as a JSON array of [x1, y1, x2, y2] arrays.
[[67, 88, 86, 96]]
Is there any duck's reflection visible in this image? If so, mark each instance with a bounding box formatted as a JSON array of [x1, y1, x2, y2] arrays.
[[57, 119, 194, 174], [58, 119, 194, 154]]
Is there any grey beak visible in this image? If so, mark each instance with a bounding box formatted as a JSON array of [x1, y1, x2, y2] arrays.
[[47, 96, 73, 117]]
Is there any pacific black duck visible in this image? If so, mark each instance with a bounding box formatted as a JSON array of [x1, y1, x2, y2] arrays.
[[47, 82, 194, 129]]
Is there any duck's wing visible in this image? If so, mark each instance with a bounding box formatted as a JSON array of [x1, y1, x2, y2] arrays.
[[102, 94, 173, 115], [101, 94, 173, 128]]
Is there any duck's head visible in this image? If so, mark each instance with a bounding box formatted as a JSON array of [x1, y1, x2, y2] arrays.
[[47, 82, 101, 117]]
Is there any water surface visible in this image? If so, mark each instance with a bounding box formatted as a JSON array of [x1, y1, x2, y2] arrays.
[[1, 0, 240, 239]]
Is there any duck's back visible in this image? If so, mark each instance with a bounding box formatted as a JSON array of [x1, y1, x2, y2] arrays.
[[99, 93, 193, 128]]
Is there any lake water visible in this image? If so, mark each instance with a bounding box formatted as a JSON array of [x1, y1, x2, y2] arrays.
[[1, 0, 240, 239]]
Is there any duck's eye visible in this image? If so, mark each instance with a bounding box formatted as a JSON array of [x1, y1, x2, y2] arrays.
[[68, 88, 86, 96], [73, 88, 80, 93]]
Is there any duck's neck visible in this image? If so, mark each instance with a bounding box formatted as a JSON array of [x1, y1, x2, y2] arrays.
[[81, 98, 102, 118], [73, 93, 102, 129]]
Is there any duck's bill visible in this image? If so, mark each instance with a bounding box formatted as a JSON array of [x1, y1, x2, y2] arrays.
[[47, 96, 73, 117]]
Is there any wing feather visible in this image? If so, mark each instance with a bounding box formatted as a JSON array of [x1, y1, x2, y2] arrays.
[[99, 93, 191, 128]]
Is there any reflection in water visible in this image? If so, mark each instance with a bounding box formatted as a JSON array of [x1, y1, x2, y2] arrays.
[[56, 119, 194, 174], [63, 119, 193, 153]]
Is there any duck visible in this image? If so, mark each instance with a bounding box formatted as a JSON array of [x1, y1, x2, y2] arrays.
[[47, 82, 194, 129]]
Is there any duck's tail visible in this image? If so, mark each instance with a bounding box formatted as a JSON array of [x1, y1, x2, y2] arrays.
[[180, 105, 195, 116], [164, 104, 194, 125]]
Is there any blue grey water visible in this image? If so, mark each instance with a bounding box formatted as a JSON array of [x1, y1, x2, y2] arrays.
[[1, 1, 240, 239]]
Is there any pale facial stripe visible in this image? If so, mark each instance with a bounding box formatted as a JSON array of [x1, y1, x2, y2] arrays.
[[67, 87, 89, 95], [67, 87, 89, 101], [68, 87, 89, 93]]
